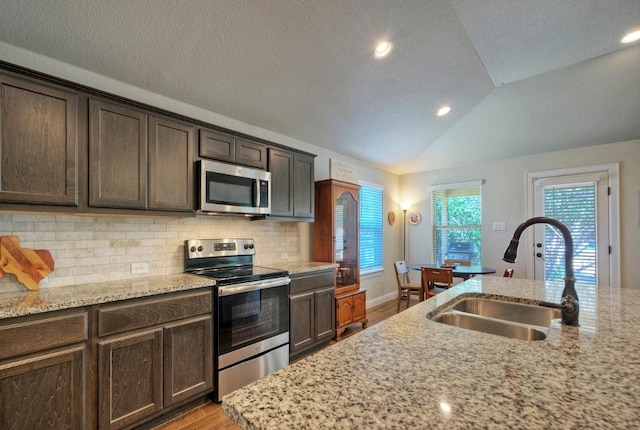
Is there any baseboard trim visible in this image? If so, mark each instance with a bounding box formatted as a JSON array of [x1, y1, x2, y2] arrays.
[[366, 291, 397, 309]]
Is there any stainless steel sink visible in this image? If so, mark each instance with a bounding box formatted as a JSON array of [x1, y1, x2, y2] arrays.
[[451, 297, 561, 327], [431, 311, 549, 341], [429, 296, 561, 341]]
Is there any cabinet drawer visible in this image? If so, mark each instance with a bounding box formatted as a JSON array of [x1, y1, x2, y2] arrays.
[[98, 290, 211, 337], [290, 270, 335, 295], [0, 310, 87, 360]]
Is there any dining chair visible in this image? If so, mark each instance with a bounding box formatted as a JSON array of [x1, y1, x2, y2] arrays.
[[421, 267, 453, 298], [394, 260, 424, 312], [444, 259, 471, 266], [503, 268, 514, 278]]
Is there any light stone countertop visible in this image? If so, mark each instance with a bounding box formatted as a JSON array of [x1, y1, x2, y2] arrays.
[[222, 276, 640, 429], [264, 261, 337, 275], [0, 261, 334, 319], [0, 273, 215, 319]]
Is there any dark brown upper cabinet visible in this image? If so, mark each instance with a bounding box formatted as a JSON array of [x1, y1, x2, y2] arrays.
[[89, 98, 148, 209], [0, 72, 79, 206], [90, 98, 195, 212], [268, 148, 314, 220], [199, 128, 266, 169], [148, 115, 195, 211]]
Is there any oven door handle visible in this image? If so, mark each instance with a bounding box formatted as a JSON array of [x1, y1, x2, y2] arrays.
[[218, 277, 290, 296]]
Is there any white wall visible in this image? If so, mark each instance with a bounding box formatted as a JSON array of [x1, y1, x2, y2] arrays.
[[400, 139, 640, 289]]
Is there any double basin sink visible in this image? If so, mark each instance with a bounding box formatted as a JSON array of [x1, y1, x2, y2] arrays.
[[430, 296, 561, 341]]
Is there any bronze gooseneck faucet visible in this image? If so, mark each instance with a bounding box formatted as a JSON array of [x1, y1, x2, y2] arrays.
[[503, 217, 579, 326]]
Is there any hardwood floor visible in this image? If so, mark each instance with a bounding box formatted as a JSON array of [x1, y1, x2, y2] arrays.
[[152, 296, 416, 430]]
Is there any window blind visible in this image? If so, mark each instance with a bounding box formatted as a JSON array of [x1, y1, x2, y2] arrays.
[[544, 183, 597, 285], [359, 185, 383, 271]]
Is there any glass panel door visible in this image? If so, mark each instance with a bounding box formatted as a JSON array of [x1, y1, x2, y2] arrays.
[[533, 172, 609, 286], [335, 191, 358, 289]]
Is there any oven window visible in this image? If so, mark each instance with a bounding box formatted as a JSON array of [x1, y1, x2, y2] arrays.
[[218, 285, 289, 354]]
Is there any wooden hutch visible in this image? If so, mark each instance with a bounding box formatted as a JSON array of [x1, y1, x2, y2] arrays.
[[314, 179, 367, 340]]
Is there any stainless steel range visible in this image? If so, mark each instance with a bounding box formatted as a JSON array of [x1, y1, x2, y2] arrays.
[[184, 238, 290, 402]]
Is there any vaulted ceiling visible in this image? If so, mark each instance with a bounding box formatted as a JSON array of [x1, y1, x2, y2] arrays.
[[1, 0, 638, 174]]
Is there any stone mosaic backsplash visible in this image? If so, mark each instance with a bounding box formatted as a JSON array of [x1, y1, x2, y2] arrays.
[[0, 213, 303, 292]]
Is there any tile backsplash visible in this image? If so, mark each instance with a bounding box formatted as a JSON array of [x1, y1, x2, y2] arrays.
[[0, 213, 305, 292]]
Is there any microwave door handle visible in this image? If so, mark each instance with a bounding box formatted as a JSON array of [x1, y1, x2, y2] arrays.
[[254, 179, 260, 208]]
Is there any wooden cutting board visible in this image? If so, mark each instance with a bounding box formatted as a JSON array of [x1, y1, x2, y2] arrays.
[[0, 236, 54, 291]]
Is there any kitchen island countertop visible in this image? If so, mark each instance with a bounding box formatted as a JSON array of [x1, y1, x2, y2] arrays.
[[222, 275, 640, 429]]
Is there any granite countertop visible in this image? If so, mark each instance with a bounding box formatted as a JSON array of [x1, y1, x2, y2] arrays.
[[223, 276, 640, 429], [0, 261, 334, 319], [264, 261, 337, 275], [0, 273, 215, 320]]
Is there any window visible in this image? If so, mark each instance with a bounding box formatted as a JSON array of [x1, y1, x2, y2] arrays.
[[432, 181, 482, 266], [359, 183, 383, 273]]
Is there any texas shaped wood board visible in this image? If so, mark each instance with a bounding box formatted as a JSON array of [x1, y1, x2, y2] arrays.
[[0, 236, 54, 291]]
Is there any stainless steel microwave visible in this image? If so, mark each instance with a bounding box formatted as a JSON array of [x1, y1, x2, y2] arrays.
[[198, 159, 271, 215]]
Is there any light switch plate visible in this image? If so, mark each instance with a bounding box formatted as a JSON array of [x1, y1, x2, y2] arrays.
[[493, 221, 506, 231]]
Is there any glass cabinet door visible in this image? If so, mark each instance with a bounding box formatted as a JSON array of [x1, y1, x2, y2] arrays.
[[335, 191, 358, 289]]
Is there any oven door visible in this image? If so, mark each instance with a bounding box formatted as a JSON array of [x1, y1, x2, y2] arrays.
[[216, 277, 290, 359]]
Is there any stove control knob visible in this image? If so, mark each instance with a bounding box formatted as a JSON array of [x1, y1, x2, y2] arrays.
[[244, 244, 249, 250], [190, 246, 197, 253], [249, 244, 254, 249], [197, 246, 204, 252]]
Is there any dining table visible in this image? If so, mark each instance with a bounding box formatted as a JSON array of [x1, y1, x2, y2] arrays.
[[407, 263, 496, 280]]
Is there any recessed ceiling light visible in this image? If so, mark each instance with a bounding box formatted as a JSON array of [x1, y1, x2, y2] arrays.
[[437, 106, 451, 116], [374, 41, 393, 59], [621, 30, 640, 44]]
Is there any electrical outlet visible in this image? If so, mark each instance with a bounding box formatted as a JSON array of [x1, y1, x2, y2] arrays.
[[131, 262, 149, 274], [493, 221, 506, 231]]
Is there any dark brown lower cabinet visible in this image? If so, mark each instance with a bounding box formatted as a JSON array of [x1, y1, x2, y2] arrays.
[[97, 290, 213, 430], [163, 315, 213, 406], [289, 270, 335, 361], [98, 329, 163, 429], [0, 310, 88, 429]]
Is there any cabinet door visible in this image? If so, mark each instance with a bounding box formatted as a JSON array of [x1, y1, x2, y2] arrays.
[[268, 148, 294, 217], [199, 129, 235, 162], [290, 291, 314, 353], [0, 73, 78, 206], [149, 115, 195, 211], [163, 315, 213, 406], [336, 296, 353, 328], [293, 153, 314, 219], [89, 98, 148, 209], [235, 138, 266, 169], [0, 346, 86, 430], [314, 286, 335, 341], [98, 328, 163, 430], [352, 291, 367, 321]]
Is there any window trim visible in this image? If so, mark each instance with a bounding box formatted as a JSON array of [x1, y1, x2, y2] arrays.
[[430, 180, 483, 266]]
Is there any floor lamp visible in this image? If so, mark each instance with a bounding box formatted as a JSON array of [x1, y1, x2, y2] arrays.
[[401, 204, 410, 292], [401, 203, 410, 262]]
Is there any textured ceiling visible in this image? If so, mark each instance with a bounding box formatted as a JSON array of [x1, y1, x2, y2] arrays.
[[0, 0, 638, 174]]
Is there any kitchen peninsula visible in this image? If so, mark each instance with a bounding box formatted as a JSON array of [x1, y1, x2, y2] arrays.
[[223, 276, 640, 429]]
